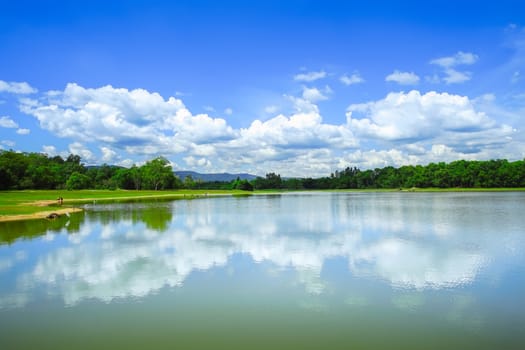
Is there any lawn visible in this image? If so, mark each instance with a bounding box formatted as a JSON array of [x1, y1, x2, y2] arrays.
[[0, 189, 247, 218]]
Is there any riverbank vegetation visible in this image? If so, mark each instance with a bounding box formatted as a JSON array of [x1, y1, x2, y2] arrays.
[[1, 150, 525, 191]]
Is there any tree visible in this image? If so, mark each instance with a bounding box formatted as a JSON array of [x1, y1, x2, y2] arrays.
[[66, 172, 91, 190], [141, 157, 176, 190], [231, 177, 254, 191], [184, 175, 196, 189]]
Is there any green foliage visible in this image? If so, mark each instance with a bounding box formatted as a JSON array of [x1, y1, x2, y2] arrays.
[[320, 159, 525, 190], [0, 150, 86, 190], [231, 177, 254, 191], [252, 173, 282, 190], [0, 151, 183, 191], [183, 175, 196, 189], [2, 149, 524, 191], [66, 172, 92, 190]]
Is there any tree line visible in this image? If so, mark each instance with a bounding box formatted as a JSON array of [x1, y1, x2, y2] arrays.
[[0, 150, 180, 190], [291, 159, 525, 189], [1, 150, 524, 191]]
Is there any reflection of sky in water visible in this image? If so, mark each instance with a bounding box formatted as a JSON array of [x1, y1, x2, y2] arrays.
[[0, 192, 524, 308]]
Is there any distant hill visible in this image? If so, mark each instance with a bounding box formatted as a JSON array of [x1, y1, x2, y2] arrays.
[[174, 171, 257, 182]]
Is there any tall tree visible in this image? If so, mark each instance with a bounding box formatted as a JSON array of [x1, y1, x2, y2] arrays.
[[141, 157, 176, 190]]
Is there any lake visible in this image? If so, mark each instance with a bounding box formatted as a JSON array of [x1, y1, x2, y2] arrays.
[[1, 192, 524, 349]]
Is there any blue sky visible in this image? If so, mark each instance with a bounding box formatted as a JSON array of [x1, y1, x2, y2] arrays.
[[1, 0, 524, 176]]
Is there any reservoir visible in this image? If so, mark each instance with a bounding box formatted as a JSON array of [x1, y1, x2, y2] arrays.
[[1, 192, 524, 349]]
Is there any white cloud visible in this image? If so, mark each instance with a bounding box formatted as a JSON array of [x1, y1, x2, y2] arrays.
[[100, 146, 117, 163], [21, 83, 236, 159], [14, 81, 524, 176], [301, 86, 331, 102], [0, 80, 37, 94], [68, 142, 95, 163], [337, 144, 503, 170], [118, 158, 135, 168], [339, 149, 420, 169], [224, 107, 233, 115], [209, 95, 359, 176], [340, 73, 365, 86], [1, 140, 15, 147], [16, 128, 30, 135], [430, 51, 479, 68], [294, 70, 327, 82], [346, 90, 514, 155], [0, 116, 18, 128], [236, 96, 356, 151], [430, 51, 478, 84], [442, 68, 472, 84], [184, 156, 212, 168], [385, 70, 420, 85], [42, 145, 57, 156]]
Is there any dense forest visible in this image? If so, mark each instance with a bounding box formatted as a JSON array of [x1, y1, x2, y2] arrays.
[[1, 150, 524, 191], [0, 150, 180, 190]]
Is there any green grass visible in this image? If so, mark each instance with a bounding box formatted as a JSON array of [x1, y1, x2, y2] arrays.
[[0, 189, 250, 216], [2, 187, 524, 217]]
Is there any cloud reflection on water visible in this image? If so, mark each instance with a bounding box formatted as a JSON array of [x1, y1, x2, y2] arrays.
[[0, 193, 522, 308]]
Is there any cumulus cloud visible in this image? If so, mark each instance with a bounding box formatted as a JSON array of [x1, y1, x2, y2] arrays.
[[42, 145, 58, 156], [100, 146, 117, 163], [0, 80, 37, 94], [0, 116, 18, 128], [13, 81, 524, 175], [69, 142, 95, 163], [17, 82, 363, 176], [294, 70, 327, 82], [232, 96, 357, 154], [385, 70, 420, 85], [430, 51, 478, 84], [20, 83, 236, 159], [301, 86, 331, 102], [340, 73, 365, 86], [184, 155, 212, 168], [344, 90, 518, 166], [346, 90, 511, 147], [338, 149, 420, 169]]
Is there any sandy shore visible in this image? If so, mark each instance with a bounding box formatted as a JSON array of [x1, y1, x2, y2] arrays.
[[0, 207, 84, 223]]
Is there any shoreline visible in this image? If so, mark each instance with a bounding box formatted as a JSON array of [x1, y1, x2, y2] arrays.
[[0, 207, 84, 222], [2, 188, 525, 222], [0, 191, 241, 223]]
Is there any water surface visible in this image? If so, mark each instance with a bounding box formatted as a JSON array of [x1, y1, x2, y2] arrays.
[[1, 192, 524, 349]]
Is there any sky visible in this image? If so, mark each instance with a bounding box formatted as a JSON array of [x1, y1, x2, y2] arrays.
[[1, 0, 525, 177]]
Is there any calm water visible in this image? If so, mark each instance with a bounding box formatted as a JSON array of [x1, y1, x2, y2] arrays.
[[1, 192, 524, 349]]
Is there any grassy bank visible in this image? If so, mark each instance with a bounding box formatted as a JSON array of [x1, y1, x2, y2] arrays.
[[2, 188, 524, 221], [0, 189, 248, 220]]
